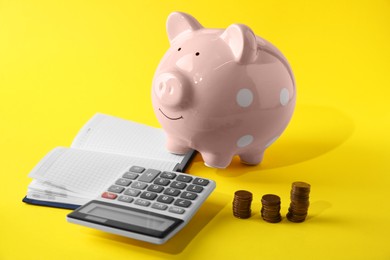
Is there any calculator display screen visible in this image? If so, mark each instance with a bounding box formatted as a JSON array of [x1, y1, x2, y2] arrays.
[[81, 203, 174, 232], [69, 200, 183, 238]]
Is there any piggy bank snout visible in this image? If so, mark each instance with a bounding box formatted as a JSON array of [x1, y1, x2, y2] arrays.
[[154, 72, 189, 108]]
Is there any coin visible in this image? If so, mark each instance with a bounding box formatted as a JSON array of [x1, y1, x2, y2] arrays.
[[232, 190, 253, 219], [261, 194, 282, 223], [287, 181, 311, 223], [234, 190, 253, 200]]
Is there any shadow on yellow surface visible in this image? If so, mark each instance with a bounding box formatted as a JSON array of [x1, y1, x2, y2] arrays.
[[265, 105, 355, 168], [305, 200, 332, 222], [87, 192, 228, 254], [190, 104, 356, 177]]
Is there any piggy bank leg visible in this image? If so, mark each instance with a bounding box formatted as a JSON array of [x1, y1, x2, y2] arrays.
[[166, 136, 190, 155], [239, 150, 264, 165], [201, 152, 233, 169]]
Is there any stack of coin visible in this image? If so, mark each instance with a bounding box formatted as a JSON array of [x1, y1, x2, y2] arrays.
[[261, 194, 282, 223], [232, 190, 253, 219], [287, 181, 311, 223]]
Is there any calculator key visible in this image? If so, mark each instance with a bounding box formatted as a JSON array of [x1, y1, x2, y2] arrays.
[[102, 192, 117, 200], [129, 166, 145, 173], [140, 191, 158, 200], [115, 178, 132, 186], [124, 188, 141, 197], [152, 203, 168, 211], [187, 184, 203, 193], [192, 178, 209, 186], [147, 184, 164, 193], [157, 195, 174, 204], [130, 181, 148, 190], [138, 169, 161, 183], [180, 191, 197, 200], [170, 181, 187, 190], [174, 199, 192, 208], [108, 185, 125, 193], [160, 171, 176, 179], [176, 175, 193, 183], [134, 199, 151, 207], [163, 188, 181, 196], [169, 206, 185, 214], [118, 195, 133, 203], [154, 178, 171, 186], [122, 172, 138, 180]]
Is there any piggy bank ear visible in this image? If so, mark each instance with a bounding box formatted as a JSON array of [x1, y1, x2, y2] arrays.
[[220, 24, 257, 63], [167, 12, 203, 43]]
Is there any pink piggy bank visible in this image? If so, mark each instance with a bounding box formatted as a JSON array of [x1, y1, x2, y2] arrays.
[[152, 12, 296, 168]]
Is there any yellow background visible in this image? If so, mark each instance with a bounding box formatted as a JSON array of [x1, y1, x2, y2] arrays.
[[1, 0, 390, 259]]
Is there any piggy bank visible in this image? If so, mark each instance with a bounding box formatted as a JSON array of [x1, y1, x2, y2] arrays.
[[152, 12, 296, 168]]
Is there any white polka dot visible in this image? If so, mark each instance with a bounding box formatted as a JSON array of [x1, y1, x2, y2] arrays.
[[236, 88, 253, 107], [265, 136, 279, 148], [237, 135, 254, 148], [280, 88, 289, 106]]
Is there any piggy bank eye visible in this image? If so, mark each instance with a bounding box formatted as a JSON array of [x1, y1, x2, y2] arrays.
[[195, 52, 200, 56], [177, 48, 181, 51]]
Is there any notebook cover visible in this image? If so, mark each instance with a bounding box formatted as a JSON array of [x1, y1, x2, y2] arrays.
[[22, 196, 80, 210]]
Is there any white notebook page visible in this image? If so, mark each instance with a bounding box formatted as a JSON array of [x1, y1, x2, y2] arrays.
[[28, 180, 91, 199], [29, 147, 178, 196], [71, 113, 184, 163], [26, 190, 90, 206]]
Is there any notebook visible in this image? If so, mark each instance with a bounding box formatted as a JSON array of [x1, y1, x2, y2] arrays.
[[23, 113, 195, 210]]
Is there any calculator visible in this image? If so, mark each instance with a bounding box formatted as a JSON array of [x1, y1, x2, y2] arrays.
[[67, 166, 216, 244]]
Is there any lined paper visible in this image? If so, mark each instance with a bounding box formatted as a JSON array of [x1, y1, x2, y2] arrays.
[[29, 147, 178, 196], [71, 113, 185, 163]]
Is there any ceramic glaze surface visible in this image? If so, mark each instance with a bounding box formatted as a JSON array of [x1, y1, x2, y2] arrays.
[[152, 12, 296, 168]]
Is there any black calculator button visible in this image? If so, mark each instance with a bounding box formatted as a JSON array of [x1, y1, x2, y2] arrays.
[[174, 199, 192, 208], [138, 169, 161, 183], [129, 166, 145, 173], [108, 185, 125, 193], [147, 184, 164, 193], [169, 207, 185, 214], [170, 181, 187, 189], [180, 191, 197, 200], [122, 172, 138, 180], [160, 172, 176, 179], [152, 203, 168, 211], [130, 181, 148, 190], [124, 188, 141, 197], [154, 178, 171, 186], [187, 184, 203, 193], [157, 195, 174, 204], [134, 199, 151, 207], [115, 178, 132, 186], [192, 178, 209, 186], [176, 175, 193, 183], [140, 191, 158, 200], [118, 195, 133, 203], [163, 188, 180, 196]]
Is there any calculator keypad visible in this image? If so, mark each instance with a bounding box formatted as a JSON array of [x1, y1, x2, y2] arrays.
[[101, 166, 212, 215]]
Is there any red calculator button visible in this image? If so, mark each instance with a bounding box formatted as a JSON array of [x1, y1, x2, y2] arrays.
[[102, 192, 117, 199]]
